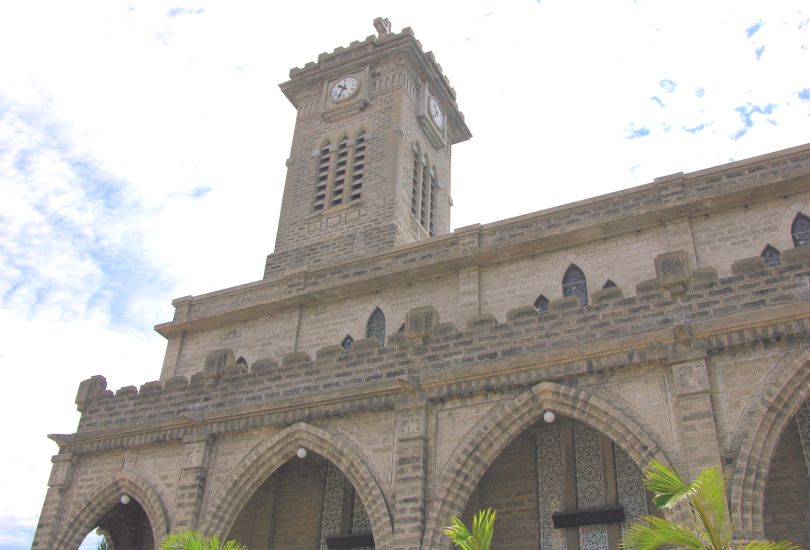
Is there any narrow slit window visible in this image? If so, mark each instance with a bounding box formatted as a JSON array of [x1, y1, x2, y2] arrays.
[[562, 265, 588, 305], [367, 307, 386, 345], [761, 245, 781, 267], [792, 213, 810, 247]]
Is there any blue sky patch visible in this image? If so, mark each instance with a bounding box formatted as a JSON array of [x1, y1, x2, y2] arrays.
[[625, 125, 651, 139], [746, 20, 763, 38], [755, 45, 765, 60], [650, 96, 665, 108], [659, 79, 676, 93], [0, 98, 170, 331], [732, 103, 777, 140], [167, 7, 204, 17], [683, 123, 705, 134], [191, 185, 212, 199], [799, 88, 810, 101], [695, 87, 705, 98]]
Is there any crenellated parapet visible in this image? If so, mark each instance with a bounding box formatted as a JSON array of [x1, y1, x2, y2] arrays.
[[68, 250, 810, 450], [157, 142, 810, 335]]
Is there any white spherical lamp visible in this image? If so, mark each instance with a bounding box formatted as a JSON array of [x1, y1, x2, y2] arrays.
[[542, 410, 556, 424], [120, 494, 131, 505], [296, 447, 308, 459]]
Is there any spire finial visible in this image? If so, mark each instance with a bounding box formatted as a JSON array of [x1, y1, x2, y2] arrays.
[[373, 17, 391, 38]]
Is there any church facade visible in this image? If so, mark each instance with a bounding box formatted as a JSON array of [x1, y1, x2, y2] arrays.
[[33, 20, 810, 550]]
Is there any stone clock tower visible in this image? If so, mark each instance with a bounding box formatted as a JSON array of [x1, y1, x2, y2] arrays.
[[264, 18, 472, 278]]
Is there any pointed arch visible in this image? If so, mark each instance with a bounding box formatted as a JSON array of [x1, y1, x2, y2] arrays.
[[367, 307, 385, 345], [603, 279, 617, 289], [56, 468, 168, 550], [202, 422, 394, 550], [729, 348, 810, 540], [562, 263, 588, 305], [534, 294, 549, 314], [761, 244, 781, 267], [421, 381, 671, 549], [791, 212, 810, 247]]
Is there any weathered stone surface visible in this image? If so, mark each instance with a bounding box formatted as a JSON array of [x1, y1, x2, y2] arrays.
[[405, 305, 440, 339], [655, 250, 690, 287]]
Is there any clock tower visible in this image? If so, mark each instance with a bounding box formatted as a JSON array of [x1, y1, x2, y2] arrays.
[[264, 18, 471, 279]]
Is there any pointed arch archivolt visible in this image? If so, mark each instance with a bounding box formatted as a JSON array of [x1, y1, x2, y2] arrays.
[[729, 347, 810, 540], [201, 421, 394, 550], [422, 381, 672, 549], [56, 467, 168, 550]]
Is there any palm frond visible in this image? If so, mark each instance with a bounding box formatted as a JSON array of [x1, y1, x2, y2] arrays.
[[621, 515, 705, 550], [444, 508, 496, 550], [644, 459, 702, 510], [692, 466, 732, 545], [159, 529, 246, 550]]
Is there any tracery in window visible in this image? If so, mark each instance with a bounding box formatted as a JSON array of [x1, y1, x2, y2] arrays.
[[410, 143, 438, 236], [563, 264, 588, 305], [761, 245, 781, 267], [366, 307, 385, 345], [313, 130, 365, 212], [792, 213, 810, 247], [534, 295, 549, 314], [341, 335, 354, 352]]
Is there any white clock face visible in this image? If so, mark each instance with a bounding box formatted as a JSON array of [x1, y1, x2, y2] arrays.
[[331, 76, 359, 101], [429, 96, 444, 128]]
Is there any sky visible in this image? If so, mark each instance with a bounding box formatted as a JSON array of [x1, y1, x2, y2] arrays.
[[0, 1, 808, 548]]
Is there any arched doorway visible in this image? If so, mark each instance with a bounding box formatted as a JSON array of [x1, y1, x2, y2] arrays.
[[57, 472, 167, 550], [762, 398, 810, 548], [461, 415, 653, 549], [227, 452, 374, 549], [422, 382, 671, 549]]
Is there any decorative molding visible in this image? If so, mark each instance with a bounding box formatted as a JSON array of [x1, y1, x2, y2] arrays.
[[537, 430, 566, 550], [574, 425, 609, 549]]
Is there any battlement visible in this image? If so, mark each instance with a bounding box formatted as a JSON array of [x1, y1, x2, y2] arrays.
[[158, 142, 810, 337], [69, 248, 810, 445], [287, 25, 457, 102]]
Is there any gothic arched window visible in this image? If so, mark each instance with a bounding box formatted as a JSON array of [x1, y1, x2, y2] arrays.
[[367, 308, 386, 345], [341, 335, 354, 352], [410, 144, 438, 236], [603, 279, 617, 289], [313, 132, 365, 212], [534, 295, 549, 314], [562, 265, 588, 305], [792, 213, 810, 247], [761, 245, 781, 267]]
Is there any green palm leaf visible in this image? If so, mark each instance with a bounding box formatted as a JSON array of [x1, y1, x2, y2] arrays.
[[443, 508, 496, 550], [160, 529, 247, 550], [644, 459, 702, 510], [622, 515, 705, 550]]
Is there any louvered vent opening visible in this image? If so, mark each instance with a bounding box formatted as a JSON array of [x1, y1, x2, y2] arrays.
[[429, 170, 438, 236], [313, 144, 330, 211], [350, 133, 365, 202], [331, 138, 349, 207]]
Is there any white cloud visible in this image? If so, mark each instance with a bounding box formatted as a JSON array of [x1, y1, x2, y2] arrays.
[[0, 1, 808, 547]]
